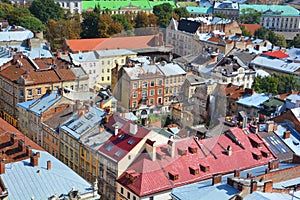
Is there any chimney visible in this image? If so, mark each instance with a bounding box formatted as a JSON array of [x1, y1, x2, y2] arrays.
[[247, 173, 252, 179], [168, 138, 175, 158], [90, 101, 94, 107], [227, 145, 232, 156], [283, 130, 290, 139], [56, 50, 61, 57], [129, 123, 138, 135], [251, 180, 257, 193], [10, 133, 17, 145], [100, 101, 104, 109], [212, 174, 222, 185], [105, 113, 112, 123], [273, 124, 278, 131], [114, 124, 119, 136], [26, 145, 32, 156], [30, 152, 39, 167], [266, 121, 274, 132], [18, 139, 25, 151], [100, 125, 105, 132], [13, 54, 18, 65], [56, 94, 58, 99], [234, 169, 240, 177], [0, 161, 5, 174], [264, 181, 273, 192], [145, 139, 156, 161], [268, 160, 279, 170], [78, 109, 85, 118], [47, 160, 51, 170], [265, 168, 269, 174]]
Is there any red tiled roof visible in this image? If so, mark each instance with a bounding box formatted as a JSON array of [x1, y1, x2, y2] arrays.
[[117, 127, 276, 197], [221, 83, 246, 100], [0, 56, 76, 84], [67, 34, 162, 52], [99, 116, 150, 162], [239, 24, 261, 35], [263, 50, 289, 59], [278, 91, 299, 99]]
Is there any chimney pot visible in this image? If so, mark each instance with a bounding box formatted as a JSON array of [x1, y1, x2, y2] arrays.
[[30, 152, 39, 167], [234, 169, 240, 177], [47, 160, 51, 170], [100, 101, 104, 109], [283, 130, 290, 139], [227, 145, 232, 156], [0, 161, 5, 174], [212, 174, 222, 185]]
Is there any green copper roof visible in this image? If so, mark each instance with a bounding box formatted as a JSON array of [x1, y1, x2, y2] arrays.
[[239, 4, 300, 16], [263, 97, 285, 108], [82, 0, 176, 11], [186, 6, 213, 14]]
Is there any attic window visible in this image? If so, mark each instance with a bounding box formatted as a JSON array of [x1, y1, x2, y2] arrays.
[[252, 151, 262, 160], [168, 172, 179, 181], [189, 166, 199, 175], [115, 150, 123, 157], [178, 148, 187, 156], [189, 146, 197, 154], [128, 139, 135, 145], [105, 143, 114, 151], [200, 164, 210, 172], [261, 150, 270, 158]]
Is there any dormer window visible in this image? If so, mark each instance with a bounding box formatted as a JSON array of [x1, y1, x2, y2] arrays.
[[168, 172, 179, 181], [189, 166, 199, 175], [189, 146, 197, 154]]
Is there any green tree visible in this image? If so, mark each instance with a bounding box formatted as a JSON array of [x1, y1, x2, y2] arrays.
[[153, 3, 173, 28], [275, 34, 287, 48], [112, 14, 133, 31], [254, 27, 268, 40], [238, 8, 262, 24], [173, 7, 190, 20], [80, 11, 100, 38], [289, 33, 300, 48], [18, 15, 45, 32], [252, 74, 300, 95], [29, 0, 63, 23], [240, 25, 252, 37], [213, 13, 228, 19]]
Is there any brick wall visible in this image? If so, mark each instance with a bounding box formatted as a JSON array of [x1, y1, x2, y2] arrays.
[[256, 165, 300, 183]]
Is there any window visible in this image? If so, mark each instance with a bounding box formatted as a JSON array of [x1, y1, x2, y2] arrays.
[[107, 76, 110, 81], [158, 80, 162, 86], [19, 89, 24, 97], [150, 81, 155, 87], [132, 101, 137, 108], [102, 61, 104, 65], [107, 68, 110, 73], [158, 89, 162, 95], [133, 196, 137, 200], [150, 90, 154, 96], [108, 60, 110, 65], [150, 98, 154, 105], [102, 69, 104, 73], [142, 81, 148, 88], [166, 79, 168, 84], [37, 88, 42, 95], [28, 89, 32, 96], [127, 192, 130, 199], [142, 90, 147, 97], [132, 92, 137, 98], [121, 187, 124, 194], [132, 83, 137, 89]]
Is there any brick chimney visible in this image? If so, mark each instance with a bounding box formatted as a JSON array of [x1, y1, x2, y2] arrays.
[[30, 152, 40, 167], [212, 174, 222, 185], [283, 130, 290, 139], [247, 173, 252, 179], [18, 139, 25, 151], [100, 125, 105, 132], [26, 145, 32, 156], [234, 169, 240, 177], [78, 109, 85, 119], [251, 180, 257, 193], [47, 160, 51, 170], [268, 160, 279, 170], [266, 121, 274, 133], [264, 181, 273, 192], [10, 133, 18, 145], [0, 161, 5, 174], [100, 101, 104, 109]]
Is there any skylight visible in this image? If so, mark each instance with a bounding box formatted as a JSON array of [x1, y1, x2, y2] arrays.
[[115, 150, 123, 157], [128, 139, 135, 145], [118, 134, 125, 140], [105, 143, 114, 151]]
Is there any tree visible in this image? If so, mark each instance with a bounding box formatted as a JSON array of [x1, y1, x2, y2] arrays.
[[173, 7, 190, 20], [29, 0, 63, 23], [289, 33, 300, 48], [254, 27, 287, 47], [98, 14, 123, 38], [112, 14, 133, 31], [80, 11, 100, 38], [254, 27, 268, 40], [238, 8, 262, 24], [252, 74, 300, 95], [240, 25, 252, 37], [153, 3, 173, 28], [18, 16, 45, 32]]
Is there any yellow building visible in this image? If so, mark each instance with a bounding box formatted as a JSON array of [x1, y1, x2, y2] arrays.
[[0, 54, 88, 128]]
